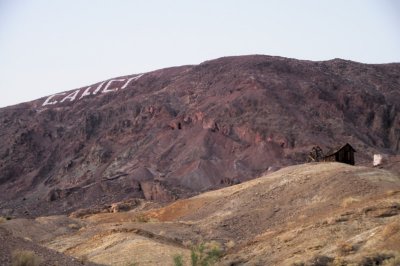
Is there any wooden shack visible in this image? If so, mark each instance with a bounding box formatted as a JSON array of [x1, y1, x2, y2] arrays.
[[323, 143, 356, 165]]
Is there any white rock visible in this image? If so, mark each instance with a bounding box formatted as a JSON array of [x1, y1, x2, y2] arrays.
[[373, 154, 383, 166]]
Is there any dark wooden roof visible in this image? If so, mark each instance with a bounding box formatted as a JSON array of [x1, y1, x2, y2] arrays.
[[324, 143, 356, 157]]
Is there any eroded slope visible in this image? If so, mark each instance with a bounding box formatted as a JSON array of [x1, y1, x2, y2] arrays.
[[1, 163, 399, 265]]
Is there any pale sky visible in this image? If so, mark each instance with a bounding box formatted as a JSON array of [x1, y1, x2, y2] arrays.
[[0, 0, 399, 108]]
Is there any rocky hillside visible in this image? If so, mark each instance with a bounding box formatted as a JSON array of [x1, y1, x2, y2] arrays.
[[1, 163, 399, 265], [0, 55, 399, 217]]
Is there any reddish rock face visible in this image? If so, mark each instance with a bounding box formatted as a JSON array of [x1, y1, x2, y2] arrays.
[[0, 55, 399, 217]]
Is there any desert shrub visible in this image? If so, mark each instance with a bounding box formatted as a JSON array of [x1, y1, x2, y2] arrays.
[[337, 241, 355, 256], [173, 254, 184, 266], [78, 254, 89, 264], [308, 255, 334, 266], [190, 242, 222, 266], [382, 253, 400, 266], [11, 250, 42, 266], [291, 262, 305, 266], [136, 214, 149, 223], [329, 257, 350, 266], [359, 253, 394, 266], [0, 216, 6, 223], [67, 223, 80, 230]]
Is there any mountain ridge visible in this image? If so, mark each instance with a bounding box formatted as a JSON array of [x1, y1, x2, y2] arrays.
[[4, 55, 399, 110], [0, 54, 399, 217]]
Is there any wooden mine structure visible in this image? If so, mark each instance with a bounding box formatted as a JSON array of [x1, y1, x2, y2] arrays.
[[307, 143, 356, 165], [323, 143, 356, 165]]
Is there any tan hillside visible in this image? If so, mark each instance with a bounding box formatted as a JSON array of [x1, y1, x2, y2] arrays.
[[1, 162, 400, 265]]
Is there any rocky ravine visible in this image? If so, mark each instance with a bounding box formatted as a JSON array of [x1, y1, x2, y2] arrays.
[[0, 55, 399, 217]]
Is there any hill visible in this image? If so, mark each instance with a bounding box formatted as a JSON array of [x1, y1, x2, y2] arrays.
[[1, 162, 399, 265], [0, 55, 399, 217]]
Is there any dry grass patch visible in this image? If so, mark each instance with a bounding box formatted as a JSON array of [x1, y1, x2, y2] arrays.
[[341, 197, 361, 208], [225, 240, 236, 249], [11, 250, 42, 266], [182, 240, 193, 248], [67, 223, 80, 230], [382, 221, 400, 240], [385, 190, 400, 196]]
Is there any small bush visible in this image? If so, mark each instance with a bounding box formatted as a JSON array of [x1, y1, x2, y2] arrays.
[[173, 254, 184, 266], [359, 253, 394, 266], [308, 255, 334, 266], [291, 256, 342, 266], [11, 250, 42, 266], [67, 223, 80, 230], [382, 253, 400, 266], [330, 257, 348, 266], [136, 214, 149, 223], [337, 241, 355, 256], [190, 242, 222, 266], [78, 254, 89, 265]]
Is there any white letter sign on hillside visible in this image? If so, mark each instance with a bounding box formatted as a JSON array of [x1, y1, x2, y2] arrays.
[[79, 86, 92, 100], [92, 81, 106, 95], [60, 90, 80, 103], [42, 92, 67, 106], [102, 79, 126, 93], [42, 74, 143, 106], [121, 75, 143, 89]]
